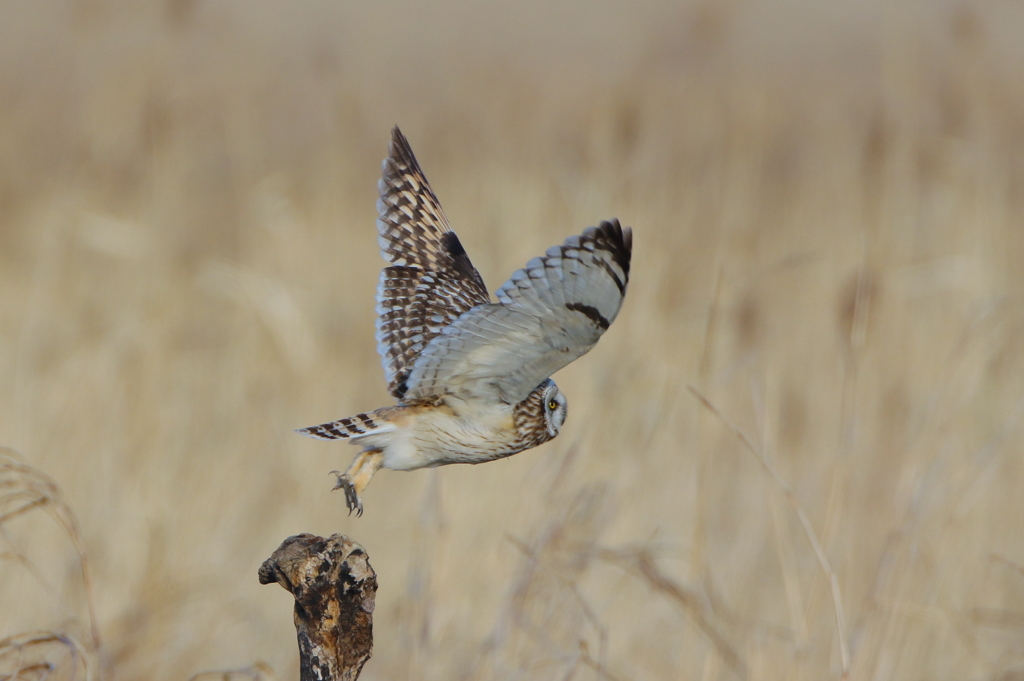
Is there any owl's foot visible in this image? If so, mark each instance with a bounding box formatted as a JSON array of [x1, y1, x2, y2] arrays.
[[330, 449, 383, 518], [330, 471, 364, 516]]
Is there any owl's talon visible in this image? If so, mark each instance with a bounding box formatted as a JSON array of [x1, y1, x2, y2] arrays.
[[330, 471, 364, 516]]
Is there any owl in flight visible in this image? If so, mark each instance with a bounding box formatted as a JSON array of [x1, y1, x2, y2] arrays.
[[297, 127, 632, 515]]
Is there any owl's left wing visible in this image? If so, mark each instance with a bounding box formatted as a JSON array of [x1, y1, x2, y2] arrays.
[[401, 220, 632, 405], [375, 127, 492, 398]]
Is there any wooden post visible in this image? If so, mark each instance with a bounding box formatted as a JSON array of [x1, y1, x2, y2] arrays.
[[259, 534, 377, 681]]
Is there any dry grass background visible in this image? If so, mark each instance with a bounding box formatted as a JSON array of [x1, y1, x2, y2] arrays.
[[3, 1, 1024, 679]]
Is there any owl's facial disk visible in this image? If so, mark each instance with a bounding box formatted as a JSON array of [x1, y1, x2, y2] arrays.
[[542, 382, 568, 438]]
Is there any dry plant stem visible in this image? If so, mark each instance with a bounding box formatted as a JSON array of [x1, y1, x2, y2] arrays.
[[0, 632, 91, 681], [0, 663, 53, 681], [596, 548, 748, 679], [504, 534, 615, 675], [991, 554, 1024, 578], [561, 640, 625, 681], [259, 534, 376, 681], [688, 387, 851, 677], [0, 451, 102, 656], [692, 266, 724, 579], [752, 378, 808, 649]]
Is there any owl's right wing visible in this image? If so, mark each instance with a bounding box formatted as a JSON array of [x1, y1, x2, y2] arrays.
[[401, 220, 632, 405], [375, 127, 491, 399]]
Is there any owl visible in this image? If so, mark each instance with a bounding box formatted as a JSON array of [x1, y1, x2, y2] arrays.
[[297, 127, 632, 515]]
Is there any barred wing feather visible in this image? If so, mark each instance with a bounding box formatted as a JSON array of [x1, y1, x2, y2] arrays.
[[374, 127, 490, 398]]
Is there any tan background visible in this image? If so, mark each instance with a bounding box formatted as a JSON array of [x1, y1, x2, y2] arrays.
[[2, 1, 1024, 679]]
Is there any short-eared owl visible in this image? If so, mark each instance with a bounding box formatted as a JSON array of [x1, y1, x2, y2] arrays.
[[297, 127, 632, 515]]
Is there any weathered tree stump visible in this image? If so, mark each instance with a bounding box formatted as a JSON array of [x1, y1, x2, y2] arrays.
[[259, 534, 377, 681]]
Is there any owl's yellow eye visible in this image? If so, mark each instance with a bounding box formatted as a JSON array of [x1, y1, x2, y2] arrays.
[[548, 400, 558, 410]]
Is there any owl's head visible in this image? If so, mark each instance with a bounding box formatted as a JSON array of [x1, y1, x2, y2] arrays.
[[540, 380, 568, 438], [514, 378, 569, 445]]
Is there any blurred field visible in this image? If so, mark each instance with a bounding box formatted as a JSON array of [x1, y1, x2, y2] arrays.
[[3, 1, 1024, 679]]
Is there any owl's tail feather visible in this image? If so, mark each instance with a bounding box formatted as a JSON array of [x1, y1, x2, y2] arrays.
[[296, 409, 396, 441]]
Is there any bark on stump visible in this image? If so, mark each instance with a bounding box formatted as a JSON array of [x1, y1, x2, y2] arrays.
[[259, 534, 377, 681]]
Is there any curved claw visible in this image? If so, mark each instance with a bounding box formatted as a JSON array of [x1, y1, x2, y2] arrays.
[[330, 471, 364, 517], [329, 470, 343, 490]]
